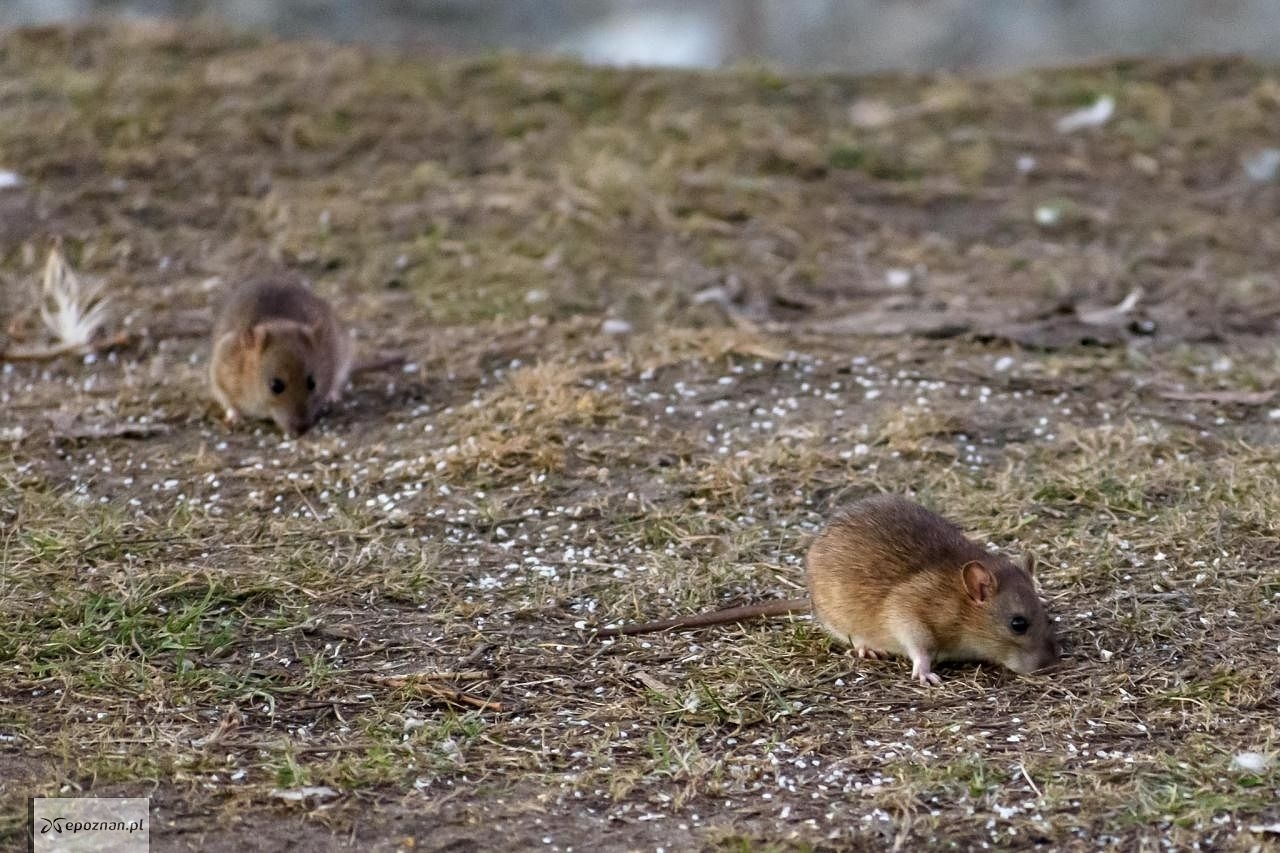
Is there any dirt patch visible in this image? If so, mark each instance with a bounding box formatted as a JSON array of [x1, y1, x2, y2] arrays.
[[2, 24, 1279, 851]]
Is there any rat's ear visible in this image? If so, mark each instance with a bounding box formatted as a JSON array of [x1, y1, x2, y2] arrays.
[[1022, 553, 1036, 577], [962, 561, 998, 604]]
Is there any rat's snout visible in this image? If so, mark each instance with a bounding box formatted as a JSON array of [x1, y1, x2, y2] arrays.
[[1030, 636, 1061, 673], [1007, 636, 1060, 675], [273, 412, 312, 437], [1031, 654, 1060, 674], [289, 404, 315, 437]]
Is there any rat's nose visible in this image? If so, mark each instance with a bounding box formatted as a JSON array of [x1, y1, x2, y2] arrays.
[[279, 414, 310, 437], [1035, 639, 1061, 671]]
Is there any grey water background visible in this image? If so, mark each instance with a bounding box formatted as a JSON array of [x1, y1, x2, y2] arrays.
[[3, 0, 1280, 73]]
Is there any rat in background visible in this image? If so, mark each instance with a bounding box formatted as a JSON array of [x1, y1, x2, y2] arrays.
[[598, 494, 1060, 685], [209, 278, 354, 437]]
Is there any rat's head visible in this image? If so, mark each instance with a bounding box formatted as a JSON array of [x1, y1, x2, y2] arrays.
[[248, 322, 322, 436], [960, 555, 1058, 675]]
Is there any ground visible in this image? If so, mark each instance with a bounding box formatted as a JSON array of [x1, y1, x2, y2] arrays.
[[1, 22, 1279, 852]]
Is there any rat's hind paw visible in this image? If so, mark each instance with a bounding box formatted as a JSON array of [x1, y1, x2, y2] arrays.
[[910, 654, 941, 686]]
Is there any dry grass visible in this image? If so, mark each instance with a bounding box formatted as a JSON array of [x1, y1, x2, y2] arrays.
[[1, 24, 1279, 852]]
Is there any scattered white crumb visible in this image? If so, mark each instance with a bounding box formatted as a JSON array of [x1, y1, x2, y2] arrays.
[[1055, 94, 1114, 133], [1232, 752, 1272, 773], [885, 268, 912, 288]]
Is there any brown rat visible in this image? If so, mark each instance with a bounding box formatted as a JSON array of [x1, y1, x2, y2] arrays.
[[597, 494, 1059, 685], [209, 279, 354, 436]]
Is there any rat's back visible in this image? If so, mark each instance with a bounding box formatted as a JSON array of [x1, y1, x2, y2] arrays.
[[805, 494, 986, 649], [814, 494, 985, 575], [214, 279, 334, 336]]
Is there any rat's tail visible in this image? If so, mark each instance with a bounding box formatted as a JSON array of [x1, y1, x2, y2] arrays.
[[594, 597, 810, 638]]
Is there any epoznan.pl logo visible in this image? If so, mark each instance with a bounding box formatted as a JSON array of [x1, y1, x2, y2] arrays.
[[31, 797, 149, 852], [39, 816, 146, 835]]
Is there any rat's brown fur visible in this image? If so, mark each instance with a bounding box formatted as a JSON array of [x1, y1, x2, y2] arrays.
[[806, 494, 1058, 684], [595, 494, 1059, 685], [209, 279, 353, 436]]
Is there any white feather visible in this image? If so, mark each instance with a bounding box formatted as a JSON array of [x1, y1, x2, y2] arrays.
[[38, 246, 110, 347]]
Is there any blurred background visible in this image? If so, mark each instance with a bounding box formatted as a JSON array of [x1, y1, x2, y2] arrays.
[[3, 0, 1280, 73]]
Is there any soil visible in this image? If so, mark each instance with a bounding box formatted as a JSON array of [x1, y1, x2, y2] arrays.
[[2, 23, 1279, 852]]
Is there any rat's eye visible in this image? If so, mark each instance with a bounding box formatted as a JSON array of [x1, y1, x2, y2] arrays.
[[1009, 615, 1029, 635], [306, 375, 316, 392], [270, 378, 286, 395]]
